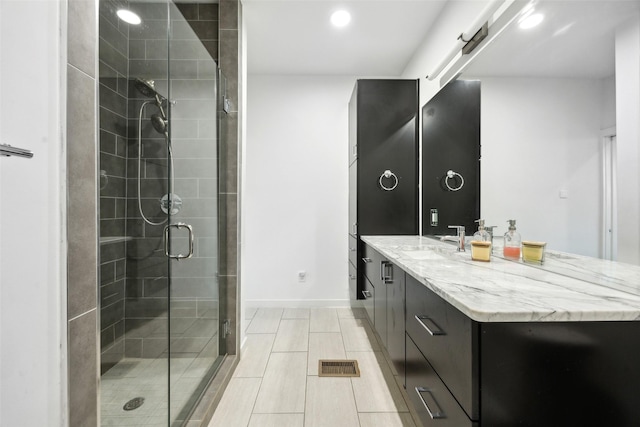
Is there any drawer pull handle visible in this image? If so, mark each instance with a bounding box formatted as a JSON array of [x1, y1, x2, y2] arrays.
[[361, 290, 372, 299], [349, 275, 357, 280], [415, 315, 446, 336], [362, 257, 372, 263], [415, 387, 446, 419]]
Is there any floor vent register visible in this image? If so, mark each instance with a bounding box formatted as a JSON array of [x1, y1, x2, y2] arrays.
[[318, 360, 360, 377]]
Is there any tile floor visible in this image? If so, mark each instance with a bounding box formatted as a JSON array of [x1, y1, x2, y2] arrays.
[[100, 309, 222, 426], [101, 353, 221, 426], [208, 307, 420, 427]]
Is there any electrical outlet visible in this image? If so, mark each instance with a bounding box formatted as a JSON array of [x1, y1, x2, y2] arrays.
[[297, 271, 306, 282]]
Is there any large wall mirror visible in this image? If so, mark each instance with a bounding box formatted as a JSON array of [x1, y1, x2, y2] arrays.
[[453, 0, 640, 264]]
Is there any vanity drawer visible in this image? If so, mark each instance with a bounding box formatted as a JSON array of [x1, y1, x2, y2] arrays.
[[405, 274, 478, 419], [362, 244, 384, 284], [348, 262, 357, 302], [361, 276, 374, 324], [406, 334, 477, 427]]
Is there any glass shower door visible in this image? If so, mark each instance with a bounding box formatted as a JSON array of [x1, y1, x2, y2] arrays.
[[99, 1, 223, 425], [165, 2, 223, 424]]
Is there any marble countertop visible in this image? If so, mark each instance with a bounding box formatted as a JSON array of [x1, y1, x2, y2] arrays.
[[361, 235, 640, 323]]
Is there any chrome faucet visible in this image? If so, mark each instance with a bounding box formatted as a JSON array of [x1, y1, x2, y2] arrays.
[[441, 225, 466, 251]]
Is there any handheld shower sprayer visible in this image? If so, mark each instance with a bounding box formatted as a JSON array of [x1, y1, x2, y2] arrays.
[[150, 114, 168, 138], [134, 77, 181, 225]]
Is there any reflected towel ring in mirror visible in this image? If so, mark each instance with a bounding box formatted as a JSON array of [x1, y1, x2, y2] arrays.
[[445, 170, 465, 191], [379, 169, 399, 191]]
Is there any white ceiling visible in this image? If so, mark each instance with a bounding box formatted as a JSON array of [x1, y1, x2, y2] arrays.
[[242, 0, 447, 76], [462, 0, 640, 79]]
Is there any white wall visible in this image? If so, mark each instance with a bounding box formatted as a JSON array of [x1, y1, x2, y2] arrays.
[[615, 15, 640, 265], [0, 1, 65, 425], [479, 77, 610, 256], [243, 75, 355, 307]]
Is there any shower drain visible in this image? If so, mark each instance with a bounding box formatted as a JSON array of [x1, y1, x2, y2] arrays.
[[123, 397, 145, 411]]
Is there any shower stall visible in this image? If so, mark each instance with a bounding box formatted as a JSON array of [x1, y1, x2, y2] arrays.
[[98, 1, 227, 425]]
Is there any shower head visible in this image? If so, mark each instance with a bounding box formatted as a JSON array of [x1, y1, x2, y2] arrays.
[[151, 114, 168, 136], [134, 78, 166, 102], [135, 78, 157, 97]]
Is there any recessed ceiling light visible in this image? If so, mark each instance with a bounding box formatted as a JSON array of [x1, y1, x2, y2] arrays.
[[331, 10, 351, 27], [117, 9, 141, 25], [519, 13, 544, 29]]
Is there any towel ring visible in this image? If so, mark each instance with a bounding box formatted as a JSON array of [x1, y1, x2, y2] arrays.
[[379, 170, 398, 191], [445, 170, 464, 191]]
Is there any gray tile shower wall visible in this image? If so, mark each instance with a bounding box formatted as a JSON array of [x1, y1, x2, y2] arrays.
[[176, 3, 219, 60], [123, 1, 220, 358], [99, 0, 130, 372]]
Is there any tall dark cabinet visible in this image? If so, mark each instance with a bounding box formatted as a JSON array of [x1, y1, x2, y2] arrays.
[[348, 79, 419, 301]]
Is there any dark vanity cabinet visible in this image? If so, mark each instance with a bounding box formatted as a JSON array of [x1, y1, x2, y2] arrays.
[[403, 273, 640, 427], [362, 244, 406, 380], [348, 79, 418, 302]]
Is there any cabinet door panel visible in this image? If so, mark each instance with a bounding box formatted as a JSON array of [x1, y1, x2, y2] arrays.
[[386, 266, 405, 380], [374, 274, 387, 346], [406, 334, 477, 427], [480, 322, 640, 426], [348, 163, 357, 236], [406, 274, 478, 419], [364, 245, 388, 344], [356, 80, 418, 236], [349, 235, 358, 269]]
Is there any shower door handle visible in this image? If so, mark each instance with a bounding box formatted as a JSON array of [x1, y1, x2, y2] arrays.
[[164, 222, 194, 260]]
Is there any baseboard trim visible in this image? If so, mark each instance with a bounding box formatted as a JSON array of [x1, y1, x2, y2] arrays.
[[245, 299, 351, 308]]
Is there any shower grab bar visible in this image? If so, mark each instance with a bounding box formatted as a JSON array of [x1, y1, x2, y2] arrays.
[[0, 143, 33, 159]]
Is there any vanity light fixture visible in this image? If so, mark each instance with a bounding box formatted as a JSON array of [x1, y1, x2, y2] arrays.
[[117, 8, 142, 25], [519, 12, 543, 29], [331, 10, 351, 27]]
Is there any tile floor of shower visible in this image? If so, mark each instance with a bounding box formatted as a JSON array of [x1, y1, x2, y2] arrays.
[[101, 306, 221, 427]]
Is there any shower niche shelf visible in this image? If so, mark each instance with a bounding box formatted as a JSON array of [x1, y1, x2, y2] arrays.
[[99, 236, 133, 246]]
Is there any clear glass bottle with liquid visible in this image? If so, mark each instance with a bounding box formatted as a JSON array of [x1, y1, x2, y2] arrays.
[[473, 219, 491, 241], [503, 219, 521, 259], [472, 219, 492, 261]]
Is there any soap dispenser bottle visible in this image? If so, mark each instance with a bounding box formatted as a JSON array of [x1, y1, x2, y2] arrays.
[[471, 219, 492, 262], [473, 219, 491, 242], [503, 219, 522, 259]]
